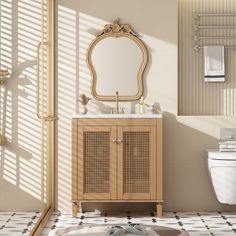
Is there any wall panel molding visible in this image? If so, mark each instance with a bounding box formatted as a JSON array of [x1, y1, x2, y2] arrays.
[[178, 0, 236, 115]]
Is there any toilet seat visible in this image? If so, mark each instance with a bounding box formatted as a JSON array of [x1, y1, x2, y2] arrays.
[[208, 149, 236, 161]]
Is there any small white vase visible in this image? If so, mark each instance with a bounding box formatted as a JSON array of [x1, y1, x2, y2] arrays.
[[79, 105, 88, 114]]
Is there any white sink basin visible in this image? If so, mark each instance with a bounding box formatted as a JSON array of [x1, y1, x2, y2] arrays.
[[72, 113, 162, 119]]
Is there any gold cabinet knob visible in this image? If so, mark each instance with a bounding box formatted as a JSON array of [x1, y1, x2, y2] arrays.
[[116, 139, 123, 144], [112, 139, 122, 144]]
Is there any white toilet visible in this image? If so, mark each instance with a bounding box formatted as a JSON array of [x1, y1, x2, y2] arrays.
[[208, 150, 236, 204]]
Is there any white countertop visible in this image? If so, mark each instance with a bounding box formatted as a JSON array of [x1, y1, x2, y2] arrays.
[[72, 113, 162, 119]]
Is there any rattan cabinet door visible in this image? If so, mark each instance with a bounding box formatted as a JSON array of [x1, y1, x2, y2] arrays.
[[78, 126, 117, 200], [117, 126, 157, 200]]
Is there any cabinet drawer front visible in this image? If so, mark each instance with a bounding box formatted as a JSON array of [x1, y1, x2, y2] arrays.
[[77, 126, 116, 200]]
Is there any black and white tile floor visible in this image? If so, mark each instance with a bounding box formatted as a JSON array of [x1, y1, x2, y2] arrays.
[[1, 212, 236, 235], [40, 212, 236, 236], [0, 212, 40, 236]]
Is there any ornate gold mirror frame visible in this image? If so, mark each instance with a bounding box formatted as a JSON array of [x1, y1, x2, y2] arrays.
[[87, 19, 148, 101]]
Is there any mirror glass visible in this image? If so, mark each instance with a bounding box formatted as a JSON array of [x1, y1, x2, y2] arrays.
[[92, 37, 142, 96], [87, 20, 148, 101]]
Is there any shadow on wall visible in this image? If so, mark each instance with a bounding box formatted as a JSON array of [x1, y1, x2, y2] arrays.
[[163, 111, 236, 212], [56, 0, 236, 213], [56, 0, 177, 115], [57, 0, 177, 45], [81, 112, 236, 213], [0, 0, 45, 211]]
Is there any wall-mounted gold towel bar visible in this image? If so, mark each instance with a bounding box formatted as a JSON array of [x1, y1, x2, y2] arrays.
[[194, 25, 236, 31], [193, 12, 236, 52], [195, 13, 236, 20], [194, 45, 236, 51], [194, 35, 236, 41]]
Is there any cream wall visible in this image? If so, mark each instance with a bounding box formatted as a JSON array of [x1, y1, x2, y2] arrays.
[[56, 0, 236, 212]]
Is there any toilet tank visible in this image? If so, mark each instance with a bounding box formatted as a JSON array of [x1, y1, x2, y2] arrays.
[[208, 151, 236, 205]]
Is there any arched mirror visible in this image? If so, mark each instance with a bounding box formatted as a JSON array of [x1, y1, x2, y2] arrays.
[[87, 19, 148, 101]]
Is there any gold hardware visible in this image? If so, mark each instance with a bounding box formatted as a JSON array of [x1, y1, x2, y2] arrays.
[[0, 135, 6, 145], [0, 69, 9, 77], [0, 68, 10, 85], [116, 139, 123, 144], [116, 91, 119, 113], [36, 41, 58, 123], [111, 108, 125, 114], [38, 115, 58, 122], [36, 41, 47, 120], [42, 116, 58, 122], [0, 68, 9, 145], [112, 139, 122, 144], [110, 92, 125, 114], [30, 0, 55, 235]]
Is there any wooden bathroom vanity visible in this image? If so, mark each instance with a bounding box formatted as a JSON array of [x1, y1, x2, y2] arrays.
[[71, 114, 163, 217]]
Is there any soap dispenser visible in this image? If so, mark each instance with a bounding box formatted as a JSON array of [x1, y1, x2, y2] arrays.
[[139, 96, 145, 114]]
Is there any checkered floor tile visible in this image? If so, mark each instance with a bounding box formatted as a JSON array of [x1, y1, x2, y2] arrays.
[[0, 212, 40, 236], [40, 212, 236, 236]]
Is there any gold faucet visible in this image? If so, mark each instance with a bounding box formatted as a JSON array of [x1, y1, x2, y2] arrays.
[[115, 91, 119, 114], [111, 91, 124, 114], [111, 91, 125, 114]]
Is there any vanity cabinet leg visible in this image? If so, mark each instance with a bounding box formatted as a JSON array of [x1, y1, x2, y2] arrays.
[[72, 202, 78, 218], [156, 203, 163, 217]]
